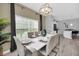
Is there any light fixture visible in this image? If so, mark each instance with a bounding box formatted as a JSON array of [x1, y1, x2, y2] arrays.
[[39, 3, 52, 16], [70, 23, 73, 26]]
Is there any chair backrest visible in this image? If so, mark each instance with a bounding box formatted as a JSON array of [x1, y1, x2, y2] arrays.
[[22, 32, 28, 39], [13, 36, 25, 56], [28, 32, 38, 38], [46, 34, 59, 55]]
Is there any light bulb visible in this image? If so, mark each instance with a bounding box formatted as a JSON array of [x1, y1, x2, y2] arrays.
[[39, 3, 52, 16], [70, 24, 73, 26]]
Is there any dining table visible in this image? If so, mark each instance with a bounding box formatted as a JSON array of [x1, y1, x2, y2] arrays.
[[21, 33, 57, 51]]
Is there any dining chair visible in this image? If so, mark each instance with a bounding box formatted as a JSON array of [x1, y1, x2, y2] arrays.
[[22, 32, 28, 39], [39, 34, 59, 56], [13, 36, 26, 56], [13, 36, 37, 56]]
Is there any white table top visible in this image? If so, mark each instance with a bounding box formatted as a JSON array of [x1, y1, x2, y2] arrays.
[[25, 37, 48, 50], [26, 42, 46, 50], [22, 33, 57, 51], [22, 37, 47, 51]]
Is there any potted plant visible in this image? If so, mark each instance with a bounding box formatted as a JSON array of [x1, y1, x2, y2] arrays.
[[0, 18, 11, 56]]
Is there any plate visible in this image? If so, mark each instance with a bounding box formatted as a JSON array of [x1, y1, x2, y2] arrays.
[[22, 40, 32, 44], [39, 37, 48, 42]]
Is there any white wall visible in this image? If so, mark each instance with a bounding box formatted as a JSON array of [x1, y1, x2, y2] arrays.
[[42, 15, 56, 33], [45, 16, 53, 33], [58, 18, 79, 31]]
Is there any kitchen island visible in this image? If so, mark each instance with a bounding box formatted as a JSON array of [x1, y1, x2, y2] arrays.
[[63, 29, 79, 39]]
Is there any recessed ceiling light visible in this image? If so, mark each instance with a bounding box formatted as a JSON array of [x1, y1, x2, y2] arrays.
[[70, 23, 73, 26]]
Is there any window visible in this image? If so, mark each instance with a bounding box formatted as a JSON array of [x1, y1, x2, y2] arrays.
[[15, 15, 38, 35]]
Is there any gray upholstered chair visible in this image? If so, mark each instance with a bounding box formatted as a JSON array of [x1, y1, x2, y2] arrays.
[[39, 34, 59, 56], [13, 36, 37, 56]]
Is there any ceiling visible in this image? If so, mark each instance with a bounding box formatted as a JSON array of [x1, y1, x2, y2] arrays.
[[21, 3, 79, 20]]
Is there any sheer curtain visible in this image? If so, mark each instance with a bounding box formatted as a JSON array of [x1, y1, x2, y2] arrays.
[[15, 15, 38, 37]]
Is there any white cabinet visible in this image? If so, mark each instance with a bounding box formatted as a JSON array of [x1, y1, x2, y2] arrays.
[[63, 31, 72, 39]]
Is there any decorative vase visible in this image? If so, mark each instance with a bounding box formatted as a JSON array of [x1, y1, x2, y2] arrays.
[[41, 29, 47, 37]]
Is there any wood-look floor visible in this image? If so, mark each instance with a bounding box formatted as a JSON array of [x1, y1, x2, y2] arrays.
[[57, 35, 79, 56]]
